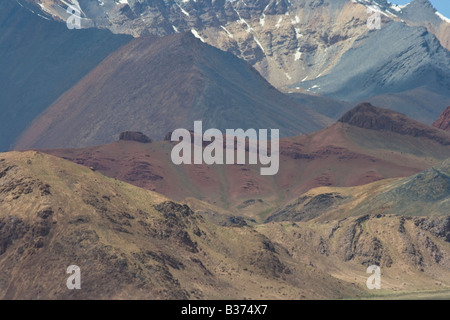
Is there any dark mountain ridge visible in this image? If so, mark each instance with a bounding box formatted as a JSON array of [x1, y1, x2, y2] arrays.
[[0, 0, 132, 151]]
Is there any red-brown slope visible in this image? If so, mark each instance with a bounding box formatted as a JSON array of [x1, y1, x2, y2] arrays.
[[340, 102, 450, 143], [41, 104, 450, 220], [433, 106, 450, 131]]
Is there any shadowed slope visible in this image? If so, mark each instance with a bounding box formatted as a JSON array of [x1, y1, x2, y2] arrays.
[[0, 0, 132, 151]]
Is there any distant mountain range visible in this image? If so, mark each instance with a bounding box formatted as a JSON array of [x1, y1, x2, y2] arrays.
[[0, 0, 448, 151], [28, 0, 450, 124]]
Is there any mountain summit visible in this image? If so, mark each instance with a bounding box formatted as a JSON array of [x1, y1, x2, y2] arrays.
[[400, 0, 443, 25], [339, 103, 450, 145]]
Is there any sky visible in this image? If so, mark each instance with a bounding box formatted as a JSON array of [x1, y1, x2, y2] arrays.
[[389, 0, 450, 18]]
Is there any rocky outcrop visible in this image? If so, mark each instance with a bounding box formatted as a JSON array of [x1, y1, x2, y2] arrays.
[[119, 131, 152, 143], [415, 216, 450, 243], [266, 192, 349, 223], [433, 106, 450, 131], [339, 103, 450, 145]]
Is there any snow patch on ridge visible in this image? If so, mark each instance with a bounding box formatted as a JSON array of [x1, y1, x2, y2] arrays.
[[221, 25, 234, 38], [254, 36, 265, 52], [436, 11, 450, 23], [177, 4, 190, 16], [191, 29, 205, 42]]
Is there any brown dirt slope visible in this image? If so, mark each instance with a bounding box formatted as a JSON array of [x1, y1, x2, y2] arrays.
[[0, 151, 364, 299], [2, 151, 450, 299]]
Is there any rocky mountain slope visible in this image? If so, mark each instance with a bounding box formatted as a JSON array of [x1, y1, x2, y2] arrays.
[[396, 0, 450, 50], [267, 157, 450, 222], [433, 106, 450, 131], [259, 211, 450, 296], [339, 103, 450, 143], [260, 157, 450, 296], [3, 0, 450, 300], [31, 0, 366, 89], [14, 32, 331, 149], [0, 150, 366, 299], [1, 150, 450, 299], [28, 0, 450, 124], [31, 0, 450, 85], [297, 20, 450, 121], [39, 103, 450, 220], [0, 0, 131, 152]]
